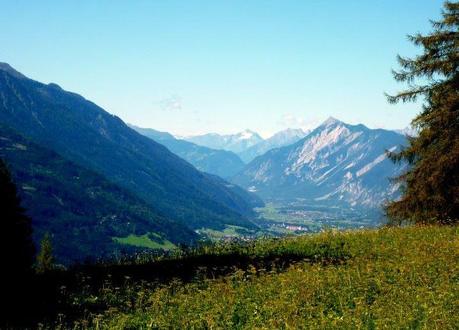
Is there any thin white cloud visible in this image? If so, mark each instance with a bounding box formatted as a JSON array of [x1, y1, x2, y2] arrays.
[[157, 94, 183, 112]]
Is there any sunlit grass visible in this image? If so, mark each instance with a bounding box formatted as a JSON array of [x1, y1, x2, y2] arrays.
[[55, 226, 458, 329], [113, 233, 176, 250]]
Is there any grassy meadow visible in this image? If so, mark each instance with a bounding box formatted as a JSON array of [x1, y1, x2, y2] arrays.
[[35, 225, 459, 329], [113, 233, 177, 250]]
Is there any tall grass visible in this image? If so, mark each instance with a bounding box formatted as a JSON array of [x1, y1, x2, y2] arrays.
[[42, 226, 458, 329]]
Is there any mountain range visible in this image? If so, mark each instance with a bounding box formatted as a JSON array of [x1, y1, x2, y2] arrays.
[[184, 126, 410, 164], [232, 117, 407, 209], [139, 116, 408, 212], [0, 63, 262, 262], [134, 126, 311, 176], [183, 128, 310, 163], [130, 125, 245, 178]]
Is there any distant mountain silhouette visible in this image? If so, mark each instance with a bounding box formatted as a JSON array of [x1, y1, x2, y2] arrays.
[[185, 130, 263, 154], [131, 125, 245, 178]]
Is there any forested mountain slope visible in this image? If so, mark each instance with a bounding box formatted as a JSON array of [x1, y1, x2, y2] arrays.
[[0, 124, 197, 263]]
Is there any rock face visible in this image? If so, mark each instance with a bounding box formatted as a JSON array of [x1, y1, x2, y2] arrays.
[[232, 117, 407, 209]]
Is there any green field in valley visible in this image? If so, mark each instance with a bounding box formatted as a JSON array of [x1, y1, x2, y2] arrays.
[[113, 233, 176, 250]]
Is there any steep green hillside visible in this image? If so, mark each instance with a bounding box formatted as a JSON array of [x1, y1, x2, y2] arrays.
[[0, 125, 197, 263], [39, 226, 458, 329]]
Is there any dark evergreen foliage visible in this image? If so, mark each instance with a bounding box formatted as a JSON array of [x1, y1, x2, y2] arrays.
[[0, 158, 35, 325], [0, 158, 35, 274], [386, 1, 459, 224]]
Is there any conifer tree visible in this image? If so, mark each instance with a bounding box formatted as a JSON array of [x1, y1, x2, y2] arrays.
[[386, 1, 458, 224], [0, 158, 35, 326], [36, 232, 54, 273], [0, 158, 34, 276]]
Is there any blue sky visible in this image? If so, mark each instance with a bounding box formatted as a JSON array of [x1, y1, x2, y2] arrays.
[[0, 1, 444, 137]]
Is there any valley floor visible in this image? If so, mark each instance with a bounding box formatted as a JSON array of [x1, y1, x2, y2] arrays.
[[43, 226, 458, 329], [255, 201, 382, 236]]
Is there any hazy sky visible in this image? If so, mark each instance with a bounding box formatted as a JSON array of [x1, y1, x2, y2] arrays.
[[0, 1, 444, 137]]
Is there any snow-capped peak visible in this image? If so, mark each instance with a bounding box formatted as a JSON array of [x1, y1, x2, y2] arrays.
[[184, 130, 263, 153], [238, 129, 257, 140]]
